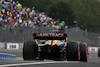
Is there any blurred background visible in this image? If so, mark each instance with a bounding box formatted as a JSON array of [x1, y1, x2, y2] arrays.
[[0, 0, 100, 61]]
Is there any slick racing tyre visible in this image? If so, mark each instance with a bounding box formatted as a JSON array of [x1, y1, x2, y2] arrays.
[[66, 42, 79, 61], [80, 43, 87, 62], [23, 41, 38, 60], [98, 49, 100, 57]]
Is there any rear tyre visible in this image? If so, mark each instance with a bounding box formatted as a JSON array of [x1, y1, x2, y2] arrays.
[[98, 49, 100, 57], [66, 42, 79, 61], [23, 41, 38, 60], [80, 43, 87, 62]]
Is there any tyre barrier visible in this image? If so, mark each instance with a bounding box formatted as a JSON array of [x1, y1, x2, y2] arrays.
[[0, 53, 16, 61]]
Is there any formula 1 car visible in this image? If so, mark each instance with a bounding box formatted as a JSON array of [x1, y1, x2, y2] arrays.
[[23, 33, 88, 62]]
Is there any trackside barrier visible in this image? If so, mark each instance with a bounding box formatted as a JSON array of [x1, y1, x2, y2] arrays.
[[88, 47, 98, 53], [0, 53, 16, 60], [0, 42, 23, 49]]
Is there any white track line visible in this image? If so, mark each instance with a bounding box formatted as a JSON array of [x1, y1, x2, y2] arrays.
[[89, 57, 98, 58], [0, 61, 79, 67]]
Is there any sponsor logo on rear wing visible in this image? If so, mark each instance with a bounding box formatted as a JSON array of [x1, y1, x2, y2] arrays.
[[33, 33, 67, 40]]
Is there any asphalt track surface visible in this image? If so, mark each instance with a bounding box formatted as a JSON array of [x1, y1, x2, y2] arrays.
[[0, 50, 100, 67]]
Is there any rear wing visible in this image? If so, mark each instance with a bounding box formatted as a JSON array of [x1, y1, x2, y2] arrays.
[[33, 33, 67, 40]]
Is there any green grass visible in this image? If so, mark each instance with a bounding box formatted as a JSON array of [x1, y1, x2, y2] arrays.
[[16, 57, 53, 61], [0, 49, 22, 50], [44, 59, 54, 61], [16, 57, 24, 61]]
